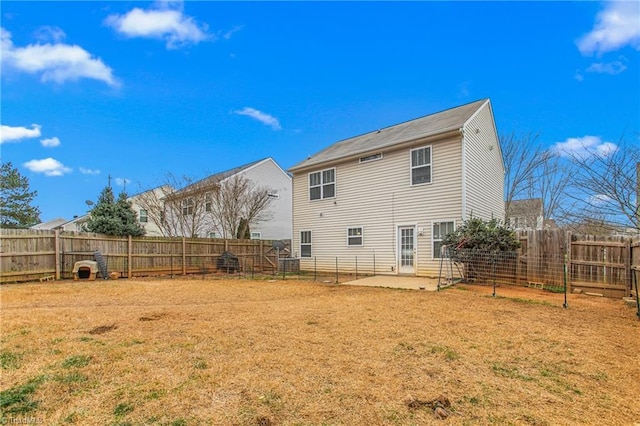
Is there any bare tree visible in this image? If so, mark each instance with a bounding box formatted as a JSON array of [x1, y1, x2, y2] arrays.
[[135, 174, 211, 238], [533, 151, 572, 228], [207, 174, 274, 239], [136, 173, 275, 239], [501, 131, 550, 222], [560, 137, 639, 231]]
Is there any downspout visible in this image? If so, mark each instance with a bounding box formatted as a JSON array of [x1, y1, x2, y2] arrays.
[[460, 126, 467, 221]]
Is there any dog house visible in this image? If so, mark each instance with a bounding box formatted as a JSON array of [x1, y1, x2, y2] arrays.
[[73, 260, 99, 280]]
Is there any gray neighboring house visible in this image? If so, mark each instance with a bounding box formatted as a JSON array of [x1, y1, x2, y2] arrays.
[[289, 99, 505, 277], [506, 198, 544, 230]]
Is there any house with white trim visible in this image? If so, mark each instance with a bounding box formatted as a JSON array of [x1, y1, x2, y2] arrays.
[[288, 99, 504, 276], [170, 157, 292, 240]]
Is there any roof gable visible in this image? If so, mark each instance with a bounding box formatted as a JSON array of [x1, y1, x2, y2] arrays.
[[289, 99, 488, 172]]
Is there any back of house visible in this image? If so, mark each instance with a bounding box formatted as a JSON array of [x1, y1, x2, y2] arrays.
[[289, 99, 504, 277]]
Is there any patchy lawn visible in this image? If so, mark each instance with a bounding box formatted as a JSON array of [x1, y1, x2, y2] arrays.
[[1, 278, 638, 425]]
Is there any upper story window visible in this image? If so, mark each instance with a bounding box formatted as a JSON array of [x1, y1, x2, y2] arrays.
[[309, 168, 335, 200], [182, 197, 194, 216], [205, 193, 212, 212], [139, 209, 148, 223], [411, 146, 432, 185]]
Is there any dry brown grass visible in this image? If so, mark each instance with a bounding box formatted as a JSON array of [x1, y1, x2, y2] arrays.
[[1, 277, 639, 425]]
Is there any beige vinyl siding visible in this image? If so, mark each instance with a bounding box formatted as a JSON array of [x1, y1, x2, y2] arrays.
[[462, 102, 505, 221], [292, 134, 464, 276]]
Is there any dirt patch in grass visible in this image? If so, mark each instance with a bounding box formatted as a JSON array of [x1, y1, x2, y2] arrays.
[[1, 278, 638, 425]]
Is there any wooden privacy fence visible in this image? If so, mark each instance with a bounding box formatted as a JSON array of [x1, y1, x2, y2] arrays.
[[0, 229, 290, 283], [516, 230, 638, 298]]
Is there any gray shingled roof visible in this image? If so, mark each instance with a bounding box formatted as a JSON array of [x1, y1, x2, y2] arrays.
[[289, 99, 488, 172], [176, 158, 267, 194]]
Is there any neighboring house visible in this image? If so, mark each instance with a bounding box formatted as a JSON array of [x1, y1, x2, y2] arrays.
[[30, 217, 68, 230], [506, 198, 544, 230], [170, 157, 292, 240], [60, 187, 166, 236], [288, 98, 504, 277]]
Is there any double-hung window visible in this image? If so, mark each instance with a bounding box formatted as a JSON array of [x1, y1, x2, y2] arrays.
[[182, 198, 194, 216], [205, 193, 212, 212], [433, 221, 455, 258], [139, 209, 148, 223], [309, 168, 335, 200], [411, 146, 432, 185], [347, 227, 363, 246], [300, 231, 312, 258]]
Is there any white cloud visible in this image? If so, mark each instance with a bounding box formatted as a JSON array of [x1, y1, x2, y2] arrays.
[[0, 124, 41, 143], [234, 107, 282, 130], [23, 158, 72, 176], [1, 27, 118, 87], [34, 26, 66, 43], [221, 25, 243, 40], [588, 194, 613, 205], [586, 60, 627, 74], [79, 167, 101, 175], [552, 135, 618, 159], [105, 3, 210, 49], [577, 1, 640, 55], [115, 177, 131, 186], [40, 136, 61, 147]]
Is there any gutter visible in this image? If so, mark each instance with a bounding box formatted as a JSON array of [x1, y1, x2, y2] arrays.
[[289, 127, 463, 174]]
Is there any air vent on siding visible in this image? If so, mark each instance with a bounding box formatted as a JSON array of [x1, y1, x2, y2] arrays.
[[359, 153, 383, 163]]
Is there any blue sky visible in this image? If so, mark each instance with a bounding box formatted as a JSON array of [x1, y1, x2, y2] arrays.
[[1, 1, 638, 223]]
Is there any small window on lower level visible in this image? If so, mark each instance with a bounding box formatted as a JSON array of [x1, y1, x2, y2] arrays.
[[300, 230, 312, 258], [433, 221, 455, 258], [347, 227, 363, 246], [251, 232, 261, 240]]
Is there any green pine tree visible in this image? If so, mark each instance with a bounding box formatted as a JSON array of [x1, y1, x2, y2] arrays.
[[0, 162, 41, 228], [116, 191, 145, 237], [85, 184, 145, 236]]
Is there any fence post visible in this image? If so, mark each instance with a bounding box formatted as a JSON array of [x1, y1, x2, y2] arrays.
[[373, 250, 376, 276], [633, 266, 640, 320], [314, 257, 317, 282], [563, 252, 569, 309], [54, 229, 60, 280], [128, 235, 132, 279], [566, 231, 572, 294], [182, 237, 187, 276], [355, 256, 358, 280], [491, 252, 497, 297], [335, 257, 338, 284]]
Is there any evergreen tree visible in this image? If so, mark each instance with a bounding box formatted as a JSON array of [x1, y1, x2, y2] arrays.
[[116, 191, 145, 236], [0, 162, 41, 228], [85, 184, 145, 236]]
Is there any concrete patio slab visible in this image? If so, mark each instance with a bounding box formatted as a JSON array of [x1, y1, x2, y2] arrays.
[[341, 275, 450, 291]]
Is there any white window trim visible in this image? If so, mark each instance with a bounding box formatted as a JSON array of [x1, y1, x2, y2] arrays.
[[250, 232, 261, 240], [182, 197, 194, 216], [308, 168, 336, 201], [432, 219, 456, 259], [346, 226, 364, 246], [139, 209, 148, 223], [410, 145, 432, 186], [300, 230, 312, 258]]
